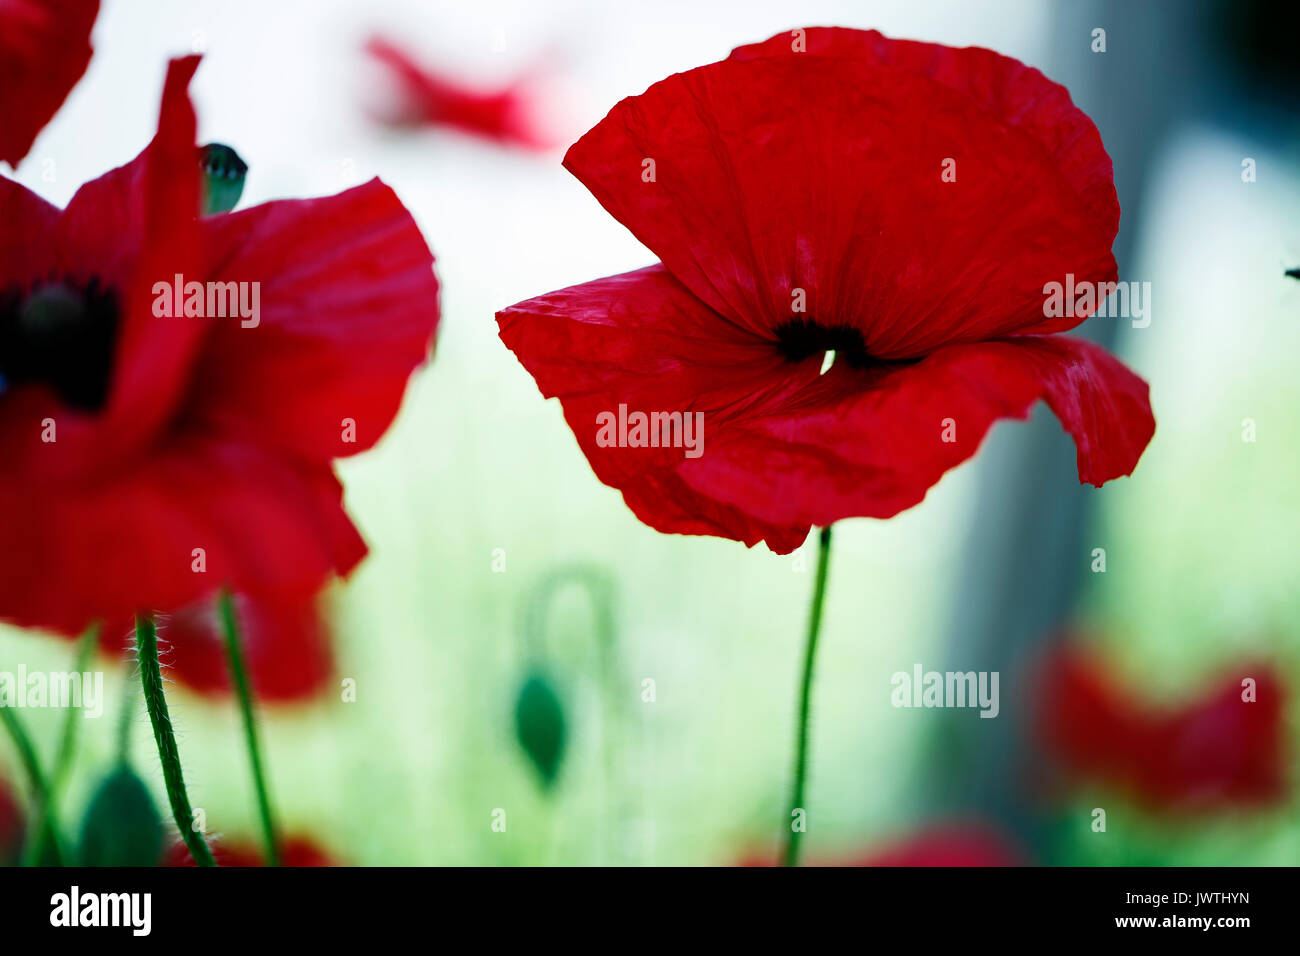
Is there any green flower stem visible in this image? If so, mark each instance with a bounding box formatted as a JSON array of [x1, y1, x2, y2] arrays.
[[21, 623, 98, 866], [116, 653, 138, 764], [0, 702, 66, 865], [783, 525, 833, 867], [137, 613, 217, 867], [219, 591, 281, 866]]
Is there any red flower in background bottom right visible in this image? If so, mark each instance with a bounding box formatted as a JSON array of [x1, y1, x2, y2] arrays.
[[1037, 646, 1287, 812]]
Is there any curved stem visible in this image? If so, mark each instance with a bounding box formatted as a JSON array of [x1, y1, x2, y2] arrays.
[[116, 652, 138, 764], [219, 591, 280, 866], [137, 613, 217, 867], [21, 623, 97, 865], [0, 704, 66, 865], [783, 525, 833, 867]]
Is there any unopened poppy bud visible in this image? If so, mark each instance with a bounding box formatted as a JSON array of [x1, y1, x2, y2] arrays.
[[199, 143, 247, 215], [77, 764, 165, 866], [514, 672, 567, 789]]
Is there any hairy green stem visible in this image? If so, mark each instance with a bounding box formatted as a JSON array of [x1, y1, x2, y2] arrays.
[[137, 613, 216, 867], [219, 591, 280, 866], [783, 525, 833, 867]]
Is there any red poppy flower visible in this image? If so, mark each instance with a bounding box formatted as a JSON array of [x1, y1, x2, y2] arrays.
[[0, 56, 440, 634], [739, 822, 1023, 867], [497, 27, 1154, 553], [365, 36, 554, 150], [1039, 647, 1287, 810], [0, 0, 99, 166], [98, 594, 333, 703], [163, 834, 334, 867]]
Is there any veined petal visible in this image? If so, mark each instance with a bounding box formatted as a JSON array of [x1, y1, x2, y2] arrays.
[[564, 30, 1116, 354]]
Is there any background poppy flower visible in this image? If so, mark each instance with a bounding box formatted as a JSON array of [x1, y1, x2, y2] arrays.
[[163, 834, 334, 867], [0, 0, 99, 167], [99, 594, 334, 703], [0, 56, 440, 635], [498, 27, 1154, 553], [738, 821, 1023, 866], [1038, 647, 1287, 811], [365, 36, 554, 150]]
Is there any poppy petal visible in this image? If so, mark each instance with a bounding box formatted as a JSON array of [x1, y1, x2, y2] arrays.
[[365, 36, 553, 150], [187, 179, 440, 461], [0, 434, 365, 634], [564, 32, 1116, 353], [729, 27, 1118, 239], [683, 335, 1153, 534], [1040, 647, 1287, 810], [1, 57, 205, 483], [498, 264, 814, 552], [501, 267, 1151, 553], [0, 0, 99, 166], [0, 175, 59, 284]]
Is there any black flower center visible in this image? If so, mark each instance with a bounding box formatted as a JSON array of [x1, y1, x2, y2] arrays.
[[0, 278, 120, 411], [775, 318, 883, 371]]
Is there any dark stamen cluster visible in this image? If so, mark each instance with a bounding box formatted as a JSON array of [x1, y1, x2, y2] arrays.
[[775, 318, 877, 370], [0, 276, 120, 411]]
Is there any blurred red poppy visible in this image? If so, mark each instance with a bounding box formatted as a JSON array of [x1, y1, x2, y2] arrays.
[[739, 822, 1023, 867], [99, 593, 333, 703], [163, 835, 334, 867], [0, 0, 99, 166], [498, 27, 1153, 553], [365, 36, 554, 150], [0, 56, 440, 634], [1039, 647, 1287, 810]]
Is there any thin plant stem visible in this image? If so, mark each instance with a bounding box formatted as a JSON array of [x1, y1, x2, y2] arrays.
[[0, 702, 66, 865], [21, 623, 97, 865], [116, 652, 138, 764], [136, 613, 216, 867], [218, 590, 280, 866], [783, 525, 833, 867]]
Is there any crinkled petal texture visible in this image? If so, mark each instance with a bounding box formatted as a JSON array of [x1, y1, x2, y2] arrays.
[[499, 265, 1153, 553], [563, 29, 1118, 352], [0, 57, 439, 633], [188, 180, 441, 461], [729, 27, 1118, 239], [501, 28, 1152, 551], [0, 0, 99, 166]]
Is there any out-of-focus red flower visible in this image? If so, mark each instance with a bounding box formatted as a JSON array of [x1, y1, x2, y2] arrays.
[[498, 27, 1154, 553], [100, 594, 333, 703], [0, 0, 99, 166], [163, 835, 334, 867], [0, 776, 23, 865], [739, 822, 1023, 867], [1039, 647, 1287, 810], [0, 56, 440, 634], [365, 36, 554, 150]]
